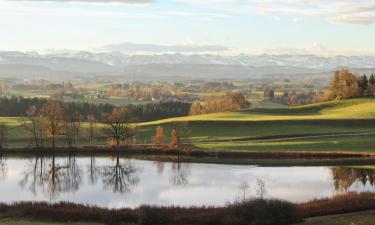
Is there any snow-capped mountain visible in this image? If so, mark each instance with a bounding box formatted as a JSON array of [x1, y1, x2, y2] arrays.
[[0, 49, 374, 80]]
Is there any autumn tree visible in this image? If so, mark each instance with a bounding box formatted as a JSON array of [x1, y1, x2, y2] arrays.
[[87, 115, 97, 148], [327, 68, 359, 100], [24, 106, 45, 148], [189, 92, 250, 115], [152, 126, 166, 147], [102, 106, 136, 149], [170, 122, 191, 152], [42, 101, 64, 148], [0, 123, 8, 149]]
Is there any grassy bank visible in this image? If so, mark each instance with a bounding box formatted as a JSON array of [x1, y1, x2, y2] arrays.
[[1, 193, 375, 225], [294, 210, 375, 225]]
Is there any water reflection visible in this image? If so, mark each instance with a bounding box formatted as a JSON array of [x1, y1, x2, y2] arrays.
[[170, 162, 190, 186], [87, 155, 99, 185], [100, 154, 139, 193], [0, 154, 7, 181], [1, 156, 375, 207], [19, 155, 83, 199], [331, 167, 375, 192], [19, 156, 46, 195]]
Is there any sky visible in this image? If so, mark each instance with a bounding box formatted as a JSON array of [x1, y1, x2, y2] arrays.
[[1, 0, 375, 55]]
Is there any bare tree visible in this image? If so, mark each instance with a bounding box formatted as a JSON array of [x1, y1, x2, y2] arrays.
[[63, 106, 82, 148], [87, 115, 97, 148], [24, 106, 45, 148], [256, 178, 267, 199], [237, 181, 251, 202], [42, 101, 64, 148], [102, 107, 136, 149], [0, 122, 8, 149]]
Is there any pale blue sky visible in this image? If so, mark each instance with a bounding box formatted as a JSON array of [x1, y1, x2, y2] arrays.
[[1, 0, 375, 55]]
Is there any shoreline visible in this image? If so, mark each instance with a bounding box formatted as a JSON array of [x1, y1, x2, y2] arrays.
[[1, 192, 375, 225], [0, 145, 374, 158]]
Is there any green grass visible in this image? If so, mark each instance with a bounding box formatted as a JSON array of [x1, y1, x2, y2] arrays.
[[2, 98, 375, 152], [196, 135, 375, 152], [294, 210, 375, 225], [137, 98, 375, 152], [141, 98, 375, 125], [0, 220, 101, 225]]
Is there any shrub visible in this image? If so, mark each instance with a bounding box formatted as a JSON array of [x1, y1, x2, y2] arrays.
[[228, 198, 297, 225], [138, 206, 170, 225]]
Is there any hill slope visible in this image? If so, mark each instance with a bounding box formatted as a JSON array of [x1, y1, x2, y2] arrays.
[[139, 98, 375, 152], [142, 98, 375, 125]]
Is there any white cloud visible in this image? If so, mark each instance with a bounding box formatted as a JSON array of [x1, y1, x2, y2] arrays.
[[328, 15, 375, 25], [181, 0, 375, 25]]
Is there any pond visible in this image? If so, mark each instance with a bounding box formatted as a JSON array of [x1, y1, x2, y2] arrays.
[[0, 155, 374, 208]]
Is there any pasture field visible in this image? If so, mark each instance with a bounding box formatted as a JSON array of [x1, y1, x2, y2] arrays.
[[2, 98, 375, 152], [138, 98, 375, 152], [141, 98, 375, 125], [295, 210, 375, 225]]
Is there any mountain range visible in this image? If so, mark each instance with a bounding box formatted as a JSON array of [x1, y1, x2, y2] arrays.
[[1, 50, 375, 80]]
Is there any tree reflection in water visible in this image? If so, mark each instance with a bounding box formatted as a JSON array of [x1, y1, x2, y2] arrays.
[[19, 154, 140, 198], [100, 154, 139, 193], [19, 156, 46, 195], [0, 154, 7, 182], [331, 167, 375, 192], [19, 154, 83, 200], [87, 154, 100, 185], [169, 156, 190, 186]]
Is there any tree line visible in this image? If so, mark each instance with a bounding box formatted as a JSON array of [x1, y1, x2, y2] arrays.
[[189, 92, 250, 115], [0, 98, 192, 150], [0, 96, 191, 122], [327, 68, 375, 100]]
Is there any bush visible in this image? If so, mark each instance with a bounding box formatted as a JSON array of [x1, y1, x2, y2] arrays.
[[228, 198, 297, 225], [138, 206, 170, 225]]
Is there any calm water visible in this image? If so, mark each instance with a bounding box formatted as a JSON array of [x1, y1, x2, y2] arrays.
[[0, 155, 374, 208]]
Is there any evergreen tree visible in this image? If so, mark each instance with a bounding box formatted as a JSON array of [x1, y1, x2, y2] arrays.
[[369, 74, 375, 96], [369, 74, 375, 85], [358, 74, 368, 96]]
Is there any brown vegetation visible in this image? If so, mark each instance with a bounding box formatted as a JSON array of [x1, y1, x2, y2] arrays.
[[326, 68, 375, 100], [0, 198, 297, 225], [189, 92, 250, 115], [296, 192, 375, 219]]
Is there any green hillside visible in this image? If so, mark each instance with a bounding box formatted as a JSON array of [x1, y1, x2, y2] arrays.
[[139, 98, 375, 152], [142, 98, 375, 125], [1, 98, 375, 152]]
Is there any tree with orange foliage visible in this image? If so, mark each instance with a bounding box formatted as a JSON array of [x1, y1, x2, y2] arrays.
[[327, 68, 359, 100], [42, 101, 64, 148], [170, 129, 180, 150], [152, 126, 166, 147]]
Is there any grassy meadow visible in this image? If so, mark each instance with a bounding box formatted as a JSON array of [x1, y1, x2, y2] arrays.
[[2, 98, 375, 152], [138, 98, 375, 152]]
